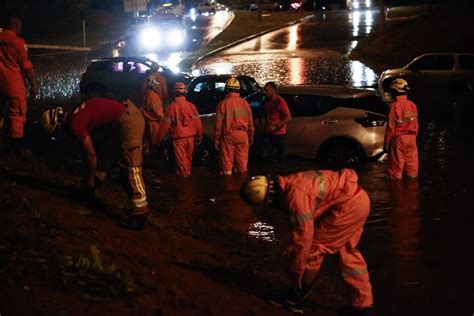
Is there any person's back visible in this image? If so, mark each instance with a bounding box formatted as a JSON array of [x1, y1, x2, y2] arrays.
[[162, 96, 201, 139], [215, 92, 253, 136], [389, 95, 418, 137]]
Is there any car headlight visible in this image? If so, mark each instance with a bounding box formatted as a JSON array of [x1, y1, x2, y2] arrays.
[[168, 29, 184, 46], [140, 27, 160, 49]]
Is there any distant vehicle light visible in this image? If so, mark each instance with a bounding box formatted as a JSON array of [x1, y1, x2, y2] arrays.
[[140, 27, 160, 49], [190, 8, 196, 15], [290, 2, 302, 9]]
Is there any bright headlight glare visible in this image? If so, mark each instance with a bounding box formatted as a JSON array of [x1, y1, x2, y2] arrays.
[[140, 27, 160, 48], [168, 29, 184, 45]]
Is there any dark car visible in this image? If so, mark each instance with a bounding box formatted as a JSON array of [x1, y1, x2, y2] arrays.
[[186, 74, 264, 114], [79, 57, 192, 98]]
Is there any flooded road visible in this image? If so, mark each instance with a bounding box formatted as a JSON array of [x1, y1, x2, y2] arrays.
[[193, 9, 379, 88]]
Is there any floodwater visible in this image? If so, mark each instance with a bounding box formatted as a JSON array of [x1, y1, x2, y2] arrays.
[[193, 9, 379, 88]]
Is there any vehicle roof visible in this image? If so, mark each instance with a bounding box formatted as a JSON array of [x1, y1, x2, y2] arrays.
[[276, 85, 376, 99], [190, 74, 256, 81], [91, 57, 153, 64]]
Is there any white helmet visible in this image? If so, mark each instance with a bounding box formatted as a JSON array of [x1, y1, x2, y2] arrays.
[[390, 78, 410, 93], [40, 107, 65, 134]]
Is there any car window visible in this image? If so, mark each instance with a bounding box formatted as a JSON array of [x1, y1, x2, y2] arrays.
[[193, 81, 211, 92], [281, 94, 323, 117], [246, 77, 261, 93], [214, 81, 226, 93], [129, 62, 150, 74], [411, 55, 455, 71], [335, 95, 388, 115], [459, 55, 474, 70]]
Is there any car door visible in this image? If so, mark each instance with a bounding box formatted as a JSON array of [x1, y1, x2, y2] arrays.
[[187, 78, 214, 114], [281, 93, 327, 158], [406, 54, 455, 107]]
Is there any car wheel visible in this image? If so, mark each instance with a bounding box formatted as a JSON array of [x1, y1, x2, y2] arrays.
[[317, 138, 364, 165]]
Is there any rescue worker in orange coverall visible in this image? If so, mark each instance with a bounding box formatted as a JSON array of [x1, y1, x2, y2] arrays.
[[141, 74, 164, 151], [0, 14, 37, 154], [214, 77, 254, 175], [158, 82, 202, 177], [241, 169, 374, 315], [384, 78, 419, 180]]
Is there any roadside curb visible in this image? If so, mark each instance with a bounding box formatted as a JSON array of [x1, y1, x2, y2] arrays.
[[191, 14, 314, 69]]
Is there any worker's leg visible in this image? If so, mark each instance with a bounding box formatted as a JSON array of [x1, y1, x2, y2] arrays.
[[119, 102, 148, 225], [185, 137, 195, 176], [403, 135, 419, 178], [173, 137, 193, 177], [387, 136, 405, 180], [148, 120, 161, 146], [219, 135, 234, 175], [273, 134, 287, 163], [233, 131, 249, 173], [6, 95, 27, 139]]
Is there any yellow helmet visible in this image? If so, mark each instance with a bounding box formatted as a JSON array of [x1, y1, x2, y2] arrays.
[[225, 76, 240, 91], [240, 175, 274, 206], [390, 78, 410, 93], [40, 107, 65, 134]]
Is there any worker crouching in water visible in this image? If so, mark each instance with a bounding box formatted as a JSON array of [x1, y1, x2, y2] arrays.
[[141, 74, 164, 153], [158, 82, 202, 177], [214, 77, 254, 175], [384, 78, 419, 180], [241, 169, 375, 315], [41, 97, 149, 230]]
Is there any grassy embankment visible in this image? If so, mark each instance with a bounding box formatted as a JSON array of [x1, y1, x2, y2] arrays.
[[350, 1, 474, 73]]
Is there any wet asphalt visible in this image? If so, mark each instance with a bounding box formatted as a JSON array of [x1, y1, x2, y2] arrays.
[[26, 7, 474, 315]]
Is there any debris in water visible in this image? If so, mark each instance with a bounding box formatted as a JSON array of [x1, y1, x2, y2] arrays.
[[209, 198, 216, 204], [77, 209, 92, 216]]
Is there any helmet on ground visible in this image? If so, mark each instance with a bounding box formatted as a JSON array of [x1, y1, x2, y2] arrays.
[[225, 76, 240, 91], [240, 175, 275, 206], [41, 107, 65, 134], [390, 78, 410, 93], [145, 74, 160, 89], [173, 82, 187, 94]]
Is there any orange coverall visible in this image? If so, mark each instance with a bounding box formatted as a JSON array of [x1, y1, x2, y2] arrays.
[[0, 29, 34, 139], [142, 89, 164, 146], [214, 92, 254, 175], [158, 96, 202, 177], [385, 95, 419, 179], [278, 169, 373, 308]]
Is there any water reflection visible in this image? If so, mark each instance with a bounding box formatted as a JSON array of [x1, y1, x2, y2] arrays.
[[349, 9, 375, 37], [248, 221, 276, 241], [286, 24, 299, 51], [349, 60, 377, 87], [289, 57, 305, 85]]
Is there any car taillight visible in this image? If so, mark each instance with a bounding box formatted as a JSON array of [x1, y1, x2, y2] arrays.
[[354, 112, 386, 127]]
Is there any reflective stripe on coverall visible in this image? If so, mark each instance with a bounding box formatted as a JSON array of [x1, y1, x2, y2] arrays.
[[0, 29, 34, 139], [278, 169, 373, 308], [119, 101, 148, 215], [158, 96, 202, 177], [142, 89, 164, 145], [214, 92, 254, 175], [385, 95, 419, 179]]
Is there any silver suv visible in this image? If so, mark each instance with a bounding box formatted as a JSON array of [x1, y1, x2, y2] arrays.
[[198, 85, 387, 164], [378, 53, 474, 107]]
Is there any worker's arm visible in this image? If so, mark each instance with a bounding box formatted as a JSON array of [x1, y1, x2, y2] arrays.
[[214, 103, 224, 150], [25, 68, 37, 98], [286, 189, 315, 289], [157, 106, 173, 142], [245, 101, 254, 145], [384, 103, 397, 151], [81, 135, 97, 188]]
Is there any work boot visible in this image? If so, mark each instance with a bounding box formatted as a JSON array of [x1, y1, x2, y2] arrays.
[[268, 289, 304, 314], [120, 215, 145, 231], [338, 306, 376, 316]]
